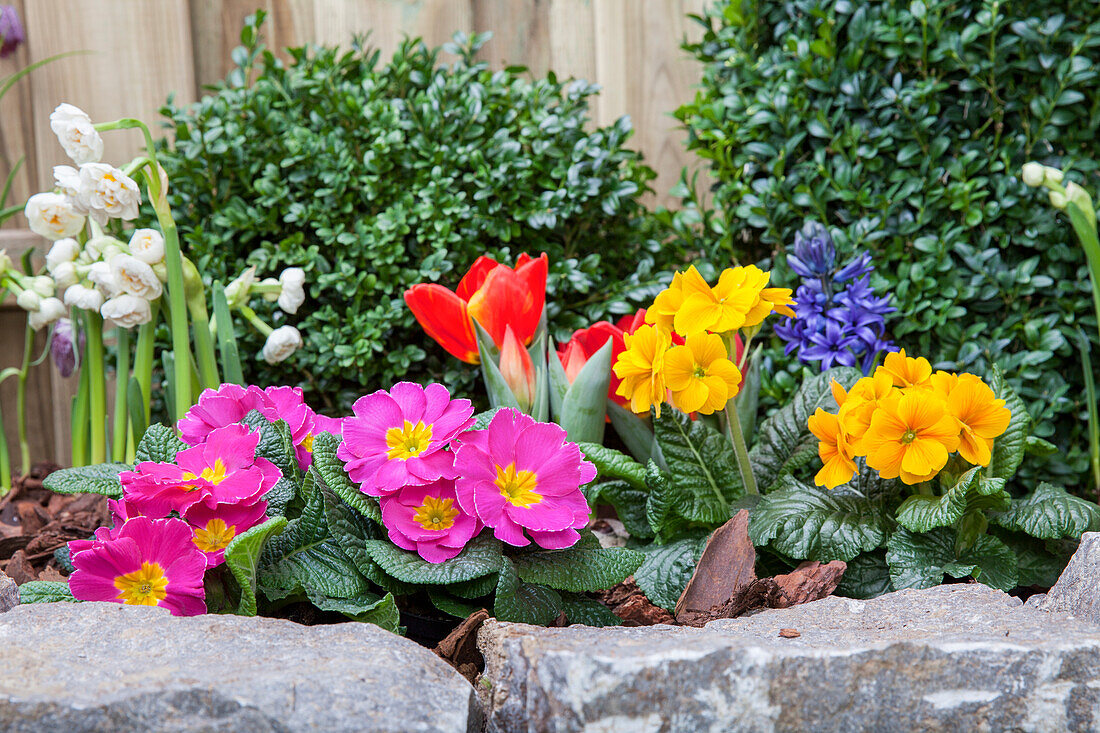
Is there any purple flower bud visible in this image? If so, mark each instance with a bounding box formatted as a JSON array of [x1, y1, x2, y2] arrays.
[[50, 318, 81, 378], [0, 6, 24, 59], [788, 222, 836, 278]]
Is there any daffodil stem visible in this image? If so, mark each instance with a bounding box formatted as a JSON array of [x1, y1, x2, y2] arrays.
[[15, 323, 32, 475], [187, 291, 220, 390], [134, 302, 158, 425], [239, 305, 273, 337], [111, 327, 130, 463], [85, 311, 107, 465]]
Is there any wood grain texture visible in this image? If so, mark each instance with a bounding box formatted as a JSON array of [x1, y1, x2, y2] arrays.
[[0, 0, 37, 229]]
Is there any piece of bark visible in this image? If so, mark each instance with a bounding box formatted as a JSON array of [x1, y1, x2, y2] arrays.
[[772, 561, 847, 609], [4, 550, 36, 584], [675, 509, 756, 624], [779, 628, 801, 638], [37, 566, 67, 582], [595, 578, 676, 626], [433, 609, 490, 684]]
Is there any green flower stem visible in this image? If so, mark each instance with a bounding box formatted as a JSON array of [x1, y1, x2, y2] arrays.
[[84, 311, 108, 464], [186, 282, 220, 390], [111, 327, 130, 463], [71, 358, 89, 467], [722, 332, 758, 496], [133, 301, 159, 424], [15, 323, 33, 474], [1064, 201, 1100, 491], [239, 304, 273, 337], [0, 393, 10, 493]]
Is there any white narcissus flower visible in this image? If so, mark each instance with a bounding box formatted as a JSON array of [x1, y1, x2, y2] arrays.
[[225, 267, 257, 308], [51, 261, 79, 290], [49, 104, 103, 165], [79, 163, 141, 224], [277, 267, 306, 314], [46, 237, 80, 271], [16, 289, 40, 312], [87, 261, 119, 297], [53, 165, 89, 214], [24, 192, 85, 241], [261, 325, 303, 365], [28, 297, 66, 330], [101, 294, 152, 328], [64, 283, 104, 311], [30, 276, 55, 297], [128, 228, 165, 265], [109, 254, 162, 300]]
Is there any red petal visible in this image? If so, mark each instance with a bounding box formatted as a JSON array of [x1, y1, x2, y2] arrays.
[[456, 256, 499, 302], [404, 284, 479, 363], [616, 308, 648, 334]]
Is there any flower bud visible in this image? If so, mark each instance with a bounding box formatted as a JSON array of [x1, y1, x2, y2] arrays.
[[181, 256, 203, 300], [500, 325, 537, 413], [1049, 190, 1068, 210], [0, 5, 25, 60], [64, 283, 104, 311], [52, 261, 78, 290], [83, 235, 116, 261], [46, 238, 80, 270], [558, 340, 588, 384], [1066, 182, 1097, 230], [0, 249, 11, 273], [1044, 167, 1064, 185], [1021, 162, 1045, 187], [261, 325, 303, 364], [30, 276, 55, 297], [260, 277, 280, 303], [277, 267, 306, 314], [225, 267, 257, 308], [50, 318, 79, 377], [29, 297, 66, 330], [16, 289, 40, 312]]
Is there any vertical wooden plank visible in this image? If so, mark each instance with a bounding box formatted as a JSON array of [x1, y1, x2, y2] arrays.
[[0, 0, 38, 227], [593, 0, 708, 207], [304, 0, 473, 60], [473, 0, 549, 72]]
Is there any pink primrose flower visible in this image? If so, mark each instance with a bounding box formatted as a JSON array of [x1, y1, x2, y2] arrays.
[[68, 516, 207, 616], [379, 479, 482, 563], [121, 424, 280, 517], [453, 409, 596, 549], [182, 499, 269, 567], [337, 382, 474, 497]]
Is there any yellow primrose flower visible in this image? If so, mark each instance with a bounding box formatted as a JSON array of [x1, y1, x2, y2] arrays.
[[645, 271, 684, 332], [613, 324, 672, 417], [944, 374, 1011, 466], [808, 408, 857, 489], [673, 265, 763, 336], [877, 349, 932, 388], [838, 372, 895, 442], [664, 332, 742, 414], [860, 392, 962, 484]]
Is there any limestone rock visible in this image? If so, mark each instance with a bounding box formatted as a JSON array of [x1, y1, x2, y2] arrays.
[[478, 584, 1100, 732], [0, 571, 16, 613], [0, 602, 480, 732], [1039, 531, 1100, 623]]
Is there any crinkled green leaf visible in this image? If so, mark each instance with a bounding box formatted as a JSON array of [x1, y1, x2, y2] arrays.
[[472, 408, 505, 431], [17, 581, 77, 604], [577, 443, 647, 491], [835, 550, 893, 599], [493, 557, 563, 625], [134, 423, 186, 463], [226, 516, 288, 616], [995, 530, 1072, 588], [632, 535, 708, 611], [653, 409, 742, 524], [42, 463, 129, 497], [644, 463, 693, 541], [990, 482, 1100, 539], [593, 480, 653, 540], [561, 594, 622, 627], [307, 591, 400, 632], [512, 535, 643, 592], [748, 367, 861, 492], [988, 366, 1030, 481], [895, 468, 1009, 533], [311, 432, 382, 522], [748, 476, 890, 562], [361, 533, 502, 585], [428, 590, 483, 619], [320, 484, 415, 596], [447, 573, 499, 599], [886, 527, 1018, 591]]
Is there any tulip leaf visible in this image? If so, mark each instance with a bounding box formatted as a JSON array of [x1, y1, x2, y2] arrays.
[[632, 535, 708, 611], [42, 463, 130, 498], [886, 527, 1017, 591], [747, 367, 861, 493], [988, 365, 1030, 481], [653, 409, 743, 524], [212, 280, 245, 386], [989, 482, 1100, 539], [511, 535, 643, 592], [607, 401, 660, 467], [474, 320, 523, 413], [226, 515, 288, 616], [528, 329, 550, 422], [306, 590, 400, 632], [895, 467, 1010, 533], [547, 336, 571, 417], [558, 338, 612, 443], [747, 475, 889, 562], [493, 557, 563, 625]]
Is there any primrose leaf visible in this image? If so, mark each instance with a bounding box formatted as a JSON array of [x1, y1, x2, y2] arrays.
[[42, 463, 130, 497], [632, 535, 708, 611], [493, 557, 563, 625], [748, 367, 861, 493], [988, 367, 1030, 481], [511, 535, 643, 592], [226, 516, 288, 616], [361, 533, 502, 585], [134, 423, 186, 463], [886, 527, 1017, 591], [320, 484, 415, 596], [644, 463, 693, 541], [592, 480, 653, 539], [307, 591, 400, 632], [577, 442, 647, 491], [17, 581, 77, 604], [995, 530, 1074, 588], [311, 431, 382, 522], [990, 483, 1100, 539], [835, 550, 893, 599], [561, 594, 622, 627], [653, 409, 742, 524], [895, 467, 1010, 532], [747, 476, 889, 562]]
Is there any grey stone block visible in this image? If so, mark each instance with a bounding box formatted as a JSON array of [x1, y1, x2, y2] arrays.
[[0, 602, 480, 733], [478, 585, 1100, 732], [0, 571, 16, 613], [1039, 532, 1100, 623]]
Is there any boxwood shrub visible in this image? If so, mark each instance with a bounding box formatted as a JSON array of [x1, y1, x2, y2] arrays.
[[670, 0, 1100, 490], [149, 19, 678, 413]]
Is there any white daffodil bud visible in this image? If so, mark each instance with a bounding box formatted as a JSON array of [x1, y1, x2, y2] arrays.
[[46, 238, 80, 271], [225, 267, 257, 308], [1050, 190, 1068, 210], [51, 261, 79, 290], [128, 228, 165, 265], [28, 297, 66, 330], [259, 278, 280, 302], [261, 325, 303, 365], [88, 260, 119, 297], [109, 253, 162, 300], [277, 267, 306, 314], [79, 163, 141, 225], [16, 289, 40, 312], [1044, 167, 1064, 185], [100, 294, 152, 328], [25, 192, 85, 241], [1021, 162, 1045, 187], [64, 283, 104, 311], [53, 165, 89, 215], [49, 104, 103, 165], [83, 235, 115, 261], [30, 276, 55, 297]]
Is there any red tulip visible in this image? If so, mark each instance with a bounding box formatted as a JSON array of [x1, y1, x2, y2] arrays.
[[405, 253, 548, 364], [500, 325, 537, 412]]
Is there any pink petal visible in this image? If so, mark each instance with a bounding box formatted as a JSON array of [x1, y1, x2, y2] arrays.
[[527, 528, 581, 549], [389, 382, 428, 421]]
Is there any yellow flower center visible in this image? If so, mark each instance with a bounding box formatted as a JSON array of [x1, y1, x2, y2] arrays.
[[412, 496, 460, 531], [300, 433, 314, 453], [494, 463, 541, 508], [901, 430, 917, 444], [114, 562, 169, 606], [182, 458, 228, 488], [385, 420, 433, 460], [192, 518, 237, 553]]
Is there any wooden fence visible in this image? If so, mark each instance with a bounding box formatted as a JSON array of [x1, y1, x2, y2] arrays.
[[0, 0, 711, 468]]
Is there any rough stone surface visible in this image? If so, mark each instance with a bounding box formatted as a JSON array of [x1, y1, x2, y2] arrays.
[[0, 602, 480, 733], [478, 585, 1100, 732], [1039, 531, 1100, 623], [0, 571, 16, 613]]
